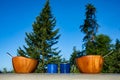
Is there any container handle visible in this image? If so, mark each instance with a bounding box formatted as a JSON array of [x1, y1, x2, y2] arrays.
[[103, 50, 113, 58]]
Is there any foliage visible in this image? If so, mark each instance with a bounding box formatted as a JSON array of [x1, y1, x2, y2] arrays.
[[2, 68, 7, 73], [69, 46, 80, 73], [0, 68, 14, 73], [103, 39, 120, 73], [17, 0, 61, 73], [61, 58, 69, 63], [80, 3, 99, 55], [86, 34, 112, 56]]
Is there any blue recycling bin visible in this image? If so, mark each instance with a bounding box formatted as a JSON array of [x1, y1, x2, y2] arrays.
[[60, 63, 70, 73], [47, 64, 58, 73]]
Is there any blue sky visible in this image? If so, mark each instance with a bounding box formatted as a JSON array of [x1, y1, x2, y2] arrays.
[[0, 0, 120, 71]]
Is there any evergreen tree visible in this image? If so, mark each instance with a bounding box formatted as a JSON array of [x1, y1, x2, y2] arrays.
[[96, 34, 112, 56], [17, 0, 61, 73], [3, 68, 7, 73], [115, 39, 120, 50], [86, 34, 112, 56], [103, 39, 120, 73], [80, 3, 99, 55], [69, 46, 80, 73], [114, 39, 120, 73]]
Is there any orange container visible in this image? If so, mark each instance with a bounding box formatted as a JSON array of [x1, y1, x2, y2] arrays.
[[12, 56, 38, 73], [76, 55, 103, 73]]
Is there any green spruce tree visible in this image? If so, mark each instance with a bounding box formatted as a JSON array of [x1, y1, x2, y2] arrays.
[[113, 39, 120, 73], [80, 3, 99, 55], [69, 46, 80, 73], [95, 34, 112, 56], [85, 34, 112, 56], [103, 39, 120, 73], [17, 0, 61, 73]]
